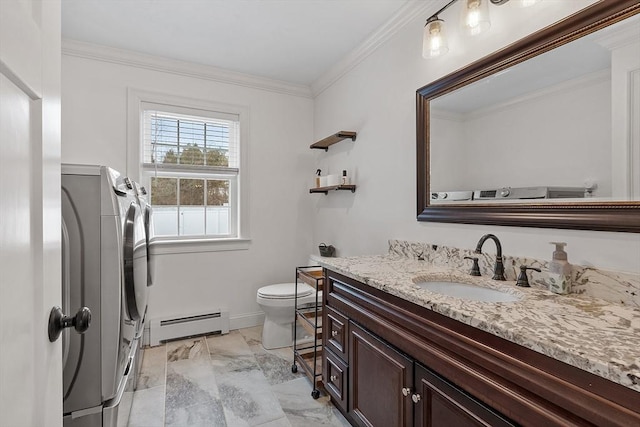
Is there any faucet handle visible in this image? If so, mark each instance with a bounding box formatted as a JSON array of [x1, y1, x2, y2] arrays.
[[516, 265, 541, 287], [463, 256, 481, 276]]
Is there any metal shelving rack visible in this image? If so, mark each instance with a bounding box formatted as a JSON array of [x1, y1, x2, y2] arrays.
[[291, 266, 324, 399]]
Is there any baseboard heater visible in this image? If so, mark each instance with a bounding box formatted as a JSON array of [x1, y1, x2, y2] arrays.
[[149, 309, 230, 346]]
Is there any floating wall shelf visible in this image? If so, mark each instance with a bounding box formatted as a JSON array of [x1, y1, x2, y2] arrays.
[[310, 131, 357, 151], [309, 185, 357, 195]]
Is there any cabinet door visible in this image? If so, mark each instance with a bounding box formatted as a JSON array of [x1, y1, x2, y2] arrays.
[[349, 322, 414, 427], [414, 363, 515, 427]]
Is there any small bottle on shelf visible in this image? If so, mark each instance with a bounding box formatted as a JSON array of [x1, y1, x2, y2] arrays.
[[341, 170, 349, 185]]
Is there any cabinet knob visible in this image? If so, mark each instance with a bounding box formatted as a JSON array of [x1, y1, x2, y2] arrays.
[[331, 330, 338, 337], [330, 375, 337, 382], [402, 387, 411, 397], [412, 394, 421, 403]]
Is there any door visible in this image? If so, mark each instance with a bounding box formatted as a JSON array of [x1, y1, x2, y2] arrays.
[[349, 322, 414, 427], [414, 363, 515, 427], [0, 1, 62, 426], [123, 200, 149, 323], [610, 26, 640, 199]]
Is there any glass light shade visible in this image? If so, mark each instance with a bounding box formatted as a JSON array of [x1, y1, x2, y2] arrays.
[[422, 19, 449, 59], [461, 0, 491, 36]]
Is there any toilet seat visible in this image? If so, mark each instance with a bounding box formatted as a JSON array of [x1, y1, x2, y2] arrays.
[[257, 283, 314, 299]]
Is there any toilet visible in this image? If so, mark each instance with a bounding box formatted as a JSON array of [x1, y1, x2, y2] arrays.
[[257, 268, 322, 350]]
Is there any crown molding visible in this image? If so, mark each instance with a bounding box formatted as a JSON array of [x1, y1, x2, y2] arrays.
[[62, 0, 445, 99], [62, 39, 313, 98], [310, 0, 437, 97], [593, 16, 640, 51]]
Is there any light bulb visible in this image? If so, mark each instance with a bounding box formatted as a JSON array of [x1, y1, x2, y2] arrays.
[[461, 0, 490, 36], [423, 18, 449, 59]]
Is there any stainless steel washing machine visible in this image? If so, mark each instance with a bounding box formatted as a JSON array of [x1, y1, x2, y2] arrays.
[[61, 164, 148, 427], [131, 180, 155, 389]]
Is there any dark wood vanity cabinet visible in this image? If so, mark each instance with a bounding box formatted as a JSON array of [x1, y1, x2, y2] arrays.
[[346, 321, 514, 427], [322, 269, 640, 427]]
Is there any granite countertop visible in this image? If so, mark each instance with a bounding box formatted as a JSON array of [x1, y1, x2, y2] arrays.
[[317, 254, 640, 393]]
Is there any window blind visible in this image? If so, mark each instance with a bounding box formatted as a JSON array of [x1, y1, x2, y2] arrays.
[[142, 107, 239, 173]]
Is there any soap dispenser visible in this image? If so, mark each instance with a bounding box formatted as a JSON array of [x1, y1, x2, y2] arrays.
[[548, 242, 572, 294]]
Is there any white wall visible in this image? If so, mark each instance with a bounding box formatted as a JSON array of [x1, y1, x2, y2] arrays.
[[312, 0, 640, 274], [62, 53, 315, 326], [430, 114, 466, 192]]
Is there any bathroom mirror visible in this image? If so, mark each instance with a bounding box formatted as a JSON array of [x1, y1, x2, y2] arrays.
[[416, 1, 640, 232]]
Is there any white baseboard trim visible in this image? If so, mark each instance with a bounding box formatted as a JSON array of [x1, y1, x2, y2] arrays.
[[230, 311, 265, 331]]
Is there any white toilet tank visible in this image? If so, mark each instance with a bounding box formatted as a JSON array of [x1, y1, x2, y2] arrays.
[[256, 256, 323, 349]]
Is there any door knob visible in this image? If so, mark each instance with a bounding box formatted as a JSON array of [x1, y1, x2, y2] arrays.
[[48, 306, 91, 342], [402, 387, 411, 396], [412, 393, 421, 403]]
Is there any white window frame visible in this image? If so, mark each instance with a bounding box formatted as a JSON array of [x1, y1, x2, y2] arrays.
[[127, 88, 250, 253]]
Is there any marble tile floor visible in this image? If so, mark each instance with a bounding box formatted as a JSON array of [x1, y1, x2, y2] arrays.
[[128, 326, 351, 427]]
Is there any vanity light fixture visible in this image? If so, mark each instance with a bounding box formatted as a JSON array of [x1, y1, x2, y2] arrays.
[[422, 0, 457, 59], [422, 0, 540, 59], [423, 16, 449, 58], [462, 0, 491, 36]]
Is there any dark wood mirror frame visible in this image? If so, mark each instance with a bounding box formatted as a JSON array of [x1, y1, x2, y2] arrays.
[[416, 1, 640, 233]]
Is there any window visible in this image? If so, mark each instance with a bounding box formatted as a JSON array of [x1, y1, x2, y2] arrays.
[[141, 103, 242, 239]]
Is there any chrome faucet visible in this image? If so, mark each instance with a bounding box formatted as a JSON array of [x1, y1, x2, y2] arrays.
[[474, 234, 506, 281]]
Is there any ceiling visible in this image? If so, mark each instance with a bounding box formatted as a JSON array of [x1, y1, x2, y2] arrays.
[[61, 0, 420, 86]]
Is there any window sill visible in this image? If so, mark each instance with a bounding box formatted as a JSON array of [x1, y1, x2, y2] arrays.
[[149, 237, 251, 255]]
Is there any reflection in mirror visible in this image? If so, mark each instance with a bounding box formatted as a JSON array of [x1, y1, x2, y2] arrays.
[[429, 13, 640, 205], [416, 2, 640, 232]]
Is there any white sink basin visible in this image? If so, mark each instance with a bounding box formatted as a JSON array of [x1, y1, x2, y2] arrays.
[[415, 281, 521, 303]]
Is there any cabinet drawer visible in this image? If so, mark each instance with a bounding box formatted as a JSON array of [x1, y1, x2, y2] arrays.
[[325, 306, 348, 361], [324, 349, 348, 412]]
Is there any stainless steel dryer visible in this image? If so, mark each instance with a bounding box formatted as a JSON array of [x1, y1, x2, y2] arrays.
[[61, 164, 148, 427]]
